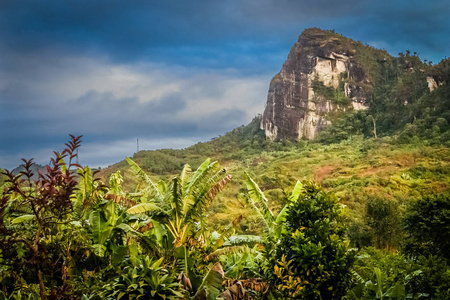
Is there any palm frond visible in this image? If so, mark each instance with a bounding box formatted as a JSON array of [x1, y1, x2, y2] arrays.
[[180, 163, 192, 190], [194, 262, 224, 300], [188, 171, 230, 219], [275, 204, 288, 225], [288, 181, 303, 202], [183, 163, 226, 223], [206, 174, 232, 203], [244, 172, 274, 225], [242, 193, 271, 234], [185, 159, 220, 199], [11, 214, 36, 224], [171, 177, 182, 218], [126, 203, 169, 221], [126, 157, 164, 202]]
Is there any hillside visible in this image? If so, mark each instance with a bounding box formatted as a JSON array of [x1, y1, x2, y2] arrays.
[[98, 28, 450, 249], [261, 28, 450, 142], [97, 117, 449, 246]]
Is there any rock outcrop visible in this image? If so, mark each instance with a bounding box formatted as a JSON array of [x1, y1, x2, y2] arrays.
[[261, 28, 374, 140]]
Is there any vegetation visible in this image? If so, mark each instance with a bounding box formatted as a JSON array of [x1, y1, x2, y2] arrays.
[[265, 182, 356, 299], [1, 36, 450, 298], [1, 132, 449, 299]]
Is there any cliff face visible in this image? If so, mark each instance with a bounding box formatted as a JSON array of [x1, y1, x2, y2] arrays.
[[261, 28, 374, 140]]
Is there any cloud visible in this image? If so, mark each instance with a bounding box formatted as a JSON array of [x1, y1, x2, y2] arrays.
[[0, 51, 268, 168], [1, 0, 448, 67]]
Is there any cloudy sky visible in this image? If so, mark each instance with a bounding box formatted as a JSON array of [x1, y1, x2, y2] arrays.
[[1, 0, 449, 169]]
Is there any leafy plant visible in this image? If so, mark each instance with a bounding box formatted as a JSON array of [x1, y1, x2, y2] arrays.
[[0, 135, 83, 299], [267, 181, 356, 299], [403, 193, 450, 260], [97, 256, 183, 300]]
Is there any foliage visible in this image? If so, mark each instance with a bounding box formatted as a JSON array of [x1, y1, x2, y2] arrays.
[[95, 256, 183, 300], [126, 157, 232, 248], [349, 247, 450, 300], [264, 181, 356, 299], [403, 193, 450, 260], [365, 197, 403, 250], [0, 135, 83, 299], [1, 106, 450, 299]]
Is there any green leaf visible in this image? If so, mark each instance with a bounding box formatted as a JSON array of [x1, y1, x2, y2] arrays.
[[92, 244, 107, 257], [126, 157, 164, 202], [126, 203, 162, 214], [289, 181, 303, 202], [151, 257, 164, 269], [222, 235, 262, 246], [244, 172, 274, 225], [180, 163, 192, 191], [194, 262, 224, 300], [11, 214, 35, 224]]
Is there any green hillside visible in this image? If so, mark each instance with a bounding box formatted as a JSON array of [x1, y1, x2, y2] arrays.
[[99, 114, 449, 244], [99, 54, 450, 249]]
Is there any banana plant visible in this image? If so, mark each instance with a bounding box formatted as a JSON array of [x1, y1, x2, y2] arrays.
[[76, 166, 103, 209], [88, 200, 153, 265], [350, 267, 409, 300], [242, 172, 303, 241], [126, 157, 231, 248]]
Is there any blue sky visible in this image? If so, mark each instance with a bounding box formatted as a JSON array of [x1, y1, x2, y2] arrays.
[[1, 0, 449, 169]]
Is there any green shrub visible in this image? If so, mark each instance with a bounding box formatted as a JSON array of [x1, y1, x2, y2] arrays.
[[266, 181, 356, 299], [403, 193, 450, 260]]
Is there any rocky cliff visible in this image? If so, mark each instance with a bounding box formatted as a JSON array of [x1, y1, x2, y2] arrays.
[[261, 28, 384, 140]]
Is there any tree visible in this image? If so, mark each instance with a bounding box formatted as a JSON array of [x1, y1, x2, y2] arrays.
[[365, 197, 402, 250], [403, 193, 450, 260], [243, 177, 356, 299], [269, 181, 355, 299], [125, 157, 232, 298], [126, 157, 232, 249]]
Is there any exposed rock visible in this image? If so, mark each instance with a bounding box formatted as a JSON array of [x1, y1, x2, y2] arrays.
[[261, 28, 372, 140], [427, 76, 438, 92]]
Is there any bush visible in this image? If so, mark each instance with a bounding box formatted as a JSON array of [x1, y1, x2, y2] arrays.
[[266, 181, 356, 299], [403, 193, 450, 260]]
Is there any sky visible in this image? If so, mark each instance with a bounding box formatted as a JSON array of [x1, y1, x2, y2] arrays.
[[1, 0, 449, 169]]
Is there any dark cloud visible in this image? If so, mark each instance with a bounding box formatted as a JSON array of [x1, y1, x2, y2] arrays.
[[1, 0, 448, 66]]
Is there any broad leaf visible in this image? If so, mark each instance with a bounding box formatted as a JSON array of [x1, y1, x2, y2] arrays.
[[126, 157, 164, 202], [126, 203, 162, 215], [11, 214, 35, 224]]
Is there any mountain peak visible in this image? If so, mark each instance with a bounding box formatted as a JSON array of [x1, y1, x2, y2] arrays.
[[260, 29, 386, 140]]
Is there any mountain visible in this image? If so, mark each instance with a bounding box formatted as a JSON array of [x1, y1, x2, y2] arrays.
[[89, 28, 450, 239], [261, 28, 449, 141], [261, 28, 371, 139], [3, 28, 449, 241]]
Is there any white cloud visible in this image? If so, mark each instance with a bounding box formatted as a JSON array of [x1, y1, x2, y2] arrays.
[[1, 51, 271, 168]]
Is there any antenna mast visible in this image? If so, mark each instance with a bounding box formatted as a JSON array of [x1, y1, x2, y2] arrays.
[[137, 139, 139, 153]]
